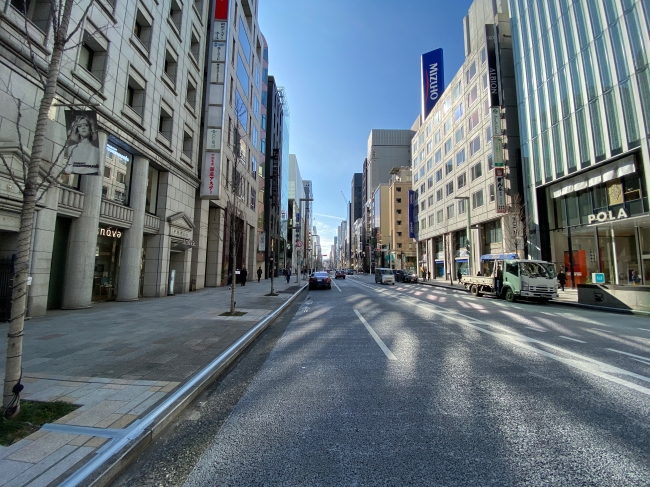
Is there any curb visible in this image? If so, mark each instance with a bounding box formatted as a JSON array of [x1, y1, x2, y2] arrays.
[[66, 284, 308, 487]]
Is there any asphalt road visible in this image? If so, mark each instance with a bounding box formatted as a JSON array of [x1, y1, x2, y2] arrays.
[[113, 274, 650, 486]]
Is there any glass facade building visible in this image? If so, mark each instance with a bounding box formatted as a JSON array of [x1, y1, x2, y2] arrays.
[[510, 0, 650, 286]]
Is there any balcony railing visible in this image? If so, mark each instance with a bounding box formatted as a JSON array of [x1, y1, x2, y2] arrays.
[[57, 187, 84, 217]]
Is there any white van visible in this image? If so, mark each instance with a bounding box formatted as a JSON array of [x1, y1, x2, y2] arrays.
[[375, 268, 395, 285]]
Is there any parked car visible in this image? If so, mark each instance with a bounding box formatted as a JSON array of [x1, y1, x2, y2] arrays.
[[394, 269, 418, 283], [375, 267, 395, 285], [309, 271, 331, 290], [335, 270, 346, 279]]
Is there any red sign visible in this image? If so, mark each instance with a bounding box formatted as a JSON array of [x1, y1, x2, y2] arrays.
[[495, 167, 504, 177], [214, 0, 228, 20]]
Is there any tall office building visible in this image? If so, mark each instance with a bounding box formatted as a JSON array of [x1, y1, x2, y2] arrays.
[[509, 0, 650, 285], [414, 0, 520, 279]]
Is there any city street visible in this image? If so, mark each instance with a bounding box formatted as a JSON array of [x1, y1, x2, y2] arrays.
[[115, 274, 650, 486]]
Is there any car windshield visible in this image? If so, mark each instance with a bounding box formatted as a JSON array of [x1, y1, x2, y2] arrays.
[[381, 269, 393, 275], [313, 272, 328, 277], [519, 262, 552, 278]]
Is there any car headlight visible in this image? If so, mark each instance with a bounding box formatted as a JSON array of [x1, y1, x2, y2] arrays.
[[521, 282, 529, 290]]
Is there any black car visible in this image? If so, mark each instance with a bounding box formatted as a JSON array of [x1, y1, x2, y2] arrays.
[[309, 271, 331, 290], [394, 270, 418, 283], [335, 270, 346, 279]]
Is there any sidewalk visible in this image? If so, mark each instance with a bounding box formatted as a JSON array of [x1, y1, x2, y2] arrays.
[[0, 277, 306, 487]]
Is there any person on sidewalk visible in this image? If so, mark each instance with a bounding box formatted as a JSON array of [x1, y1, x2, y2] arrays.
[[557, 268, 567, 291], [427, 270, 431, 281], [496, 264, 503, 296], [241, 267, 248, 286], [457, 270, 462, 283], [257, 266, 262, 282], [286, 267, 291, 283]]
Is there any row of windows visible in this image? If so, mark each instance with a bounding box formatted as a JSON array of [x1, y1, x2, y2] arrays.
[[419, 187, 494, 230]]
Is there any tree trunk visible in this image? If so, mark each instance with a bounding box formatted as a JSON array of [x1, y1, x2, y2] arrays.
[[3, 0, 76, 413]]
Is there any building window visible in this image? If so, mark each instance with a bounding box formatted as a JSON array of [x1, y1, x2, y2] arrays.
[[421, 219, 426, 230], [427, 176, 433, 189], [447, 204, 455, 219], [250, 188, 256, 210], [396, 187, 402, 192], [190, 29, 200, 62], [435, 169, 443, 182], [489, 183, 495, 202], [437, 209, 444, 223], [445, 159, 453, 176], [434, 130, 441, 144], [397, 243, 402, 248], [146, 167, 159, 214], [11, 0, 50, 31], [421, 201, 426, 211], [444, 138, 453, 154], [396, 198, 402, 203], [455, 126, 465, 143], [453, 80, 462, 100], [487, 153, 493, 171], [480, 46, 487, 64], [183, 129, 193, 160], [484, 219, 502, 244], [396, 209, 402, 214], [454, 103, 464, 121], [486, 125, 492, 143], [126, 72, 146, 117], [446, 181, 454, 196], [468, 85, 478, 106], [420, 183, 426, 194], [444, 118, 452, 134], [468, 110, 480, 131], [458, 198, 466, 214], [133, 7, 153, 51], [472, 189, 484, 209], [427, 158, 433, 171], [456, 149, 466, 166], [466, 61, 477, 83], [469, 135, 481, 156], [435, 149, 442, 163], [186, 77, 197, 109], [471, 161, 483, 181], [169, 0, 182, 33], [78, 32, 108, 82], [164, 47, 178, 85], [397, 220, 402, 225], [428, 215, 435, 226], [104, 144, 132, 205], [436, 188, 443, 201], [457, 172, 466, 189], [428, 195, 434, 206], [159, 105, 173, 140]]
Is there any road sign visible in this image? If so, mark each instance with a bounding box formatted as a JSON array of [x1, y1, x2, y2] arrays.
[[295, 240, 303, 248]]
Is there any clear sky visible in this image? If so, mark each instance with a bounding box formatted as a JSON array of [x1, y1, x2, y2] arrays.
[[258, 0, 474, 252]]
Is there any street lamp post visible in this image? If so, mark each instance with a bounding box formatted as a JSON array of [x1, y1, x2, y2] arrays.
[[454, 196, 472, 277]]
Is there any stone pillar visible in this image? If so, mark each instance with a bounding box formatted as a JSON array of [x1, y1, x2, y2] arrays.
[[190, 197, 209, 290], [61, 131, 106, 309], [117, 156, 149, 301], [205, 206, 224, 286], [27, 185, 59, 317]]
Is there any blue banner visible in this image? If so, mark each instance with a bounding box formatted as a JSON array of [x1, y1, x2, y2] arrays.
[[408, 190, 415, 238], [421, 49, 444, 121]]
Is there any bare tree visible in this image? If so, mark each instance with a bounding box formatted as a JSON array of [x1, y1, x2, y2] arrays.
[[2, 0, 100, 416], [503, 193, 527, 257]]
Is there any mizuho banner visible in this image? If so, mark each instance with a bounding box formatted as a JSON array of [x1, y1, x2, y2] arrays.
[[408, 190, 415, 238], [421, 48, 444, 121]]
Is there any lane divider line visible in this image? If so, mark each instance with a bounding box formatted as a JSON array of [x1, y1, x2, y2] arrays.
[[333, 281, 342, 292], [353, 308, 397, 361], [606, 348, 650, 363]]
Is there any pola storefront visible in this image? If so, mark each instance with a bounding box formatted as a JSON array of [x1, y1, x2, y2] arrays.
[[539, 154, 650, 286]]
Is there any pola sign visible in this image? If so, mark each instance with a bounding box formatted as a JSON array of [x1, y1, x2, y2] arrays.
[[588, 208, 629, 224]]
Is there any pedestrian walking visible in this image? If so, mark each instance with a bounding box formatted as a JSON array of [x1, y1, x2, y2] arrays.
[[427, 270, 431, 281], [257, 266, 262, 282], [240, 266, 248, 286], [557, 268, 567, 291], [457, 270, 462, 283], [496, 264, 503, 296], [286, 267, 291, 283]]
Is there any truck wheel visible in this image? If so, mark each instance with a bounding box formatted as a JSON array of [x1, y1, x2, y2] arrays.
[[537, 298, 549, 304], [504, 288, 515, 302], [471, 285, 480, 297]]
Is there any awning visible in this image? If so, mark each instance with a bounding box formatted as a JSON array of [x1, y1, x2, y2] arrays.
[[550, 155, 636, 198], [455, 258, 468, 262]]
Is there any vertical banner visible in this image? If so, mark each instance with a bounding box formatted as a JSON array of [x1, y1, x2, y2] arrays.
[[495, 168, 506, 213], [421, 48, 445, 121], [408, 190, 415, 238], [485, 24, 500, 107], [64, 110, 102, 175]]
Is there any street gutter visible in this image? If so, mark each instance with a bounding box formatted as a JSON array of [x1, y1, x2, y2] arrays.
[[57, 284, 307, 487]]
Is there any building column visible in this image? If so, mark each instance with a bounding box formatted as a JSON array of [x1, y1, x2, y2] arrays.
[[205, 206, 224, 286], [61, 131, 106, 309], [190, 197, 209, 290], [27, 185, 59, 317], [117, 156, 149, 301]]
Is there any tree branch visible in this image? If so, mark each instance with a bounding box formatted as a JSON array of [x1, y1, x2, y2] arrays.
[[0, 154, 25, 194]]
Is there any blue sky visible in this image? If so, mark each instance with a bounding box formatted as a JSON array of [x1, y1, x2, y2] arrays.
[[258, 0, 474, 251]]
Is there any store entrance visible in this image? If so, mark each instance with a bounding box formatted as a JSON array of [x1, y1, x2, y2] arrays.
[[93, 227, 122, 302]]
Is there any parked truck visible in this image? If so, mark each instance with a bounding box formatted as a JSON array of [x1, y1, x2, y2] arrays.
[[461, 253, 559, 303]]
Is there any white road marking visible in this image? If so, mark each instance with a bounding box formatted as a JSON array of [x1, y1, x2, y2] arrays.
[[333, 281, 342, 292], [639, 328, 650, 332], [353, 308, 397, 361], [526, 326, 546, 332], [559, 336, 586, 343], [606, 348, 650, 363], [632, 358, 650, 367], [349, 278, 650, 395]]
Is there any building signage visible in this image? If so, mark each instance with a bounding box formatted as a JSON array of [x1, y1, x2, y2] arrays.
[[495, 173, 506, 213], [492, 136, 504, 167], [64, 110, 102, 175], [212, 42, 227, 61], [592, 273, 605, 284], [200, 152, 220, 198], [588, 208, 628, 224], [485, 24, 500, 107], [97, 226, 122, 238], [214, 0, 228, 20], [210, 62, 225, 83], [259, 231, 266, 251], [495, 167, 504, 177], [213, 21, 227, 41], [207, 128, 221, 150], [420, 48, 445, 121], [408, 189, 415, 238], [491, 107, 502, 136]]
